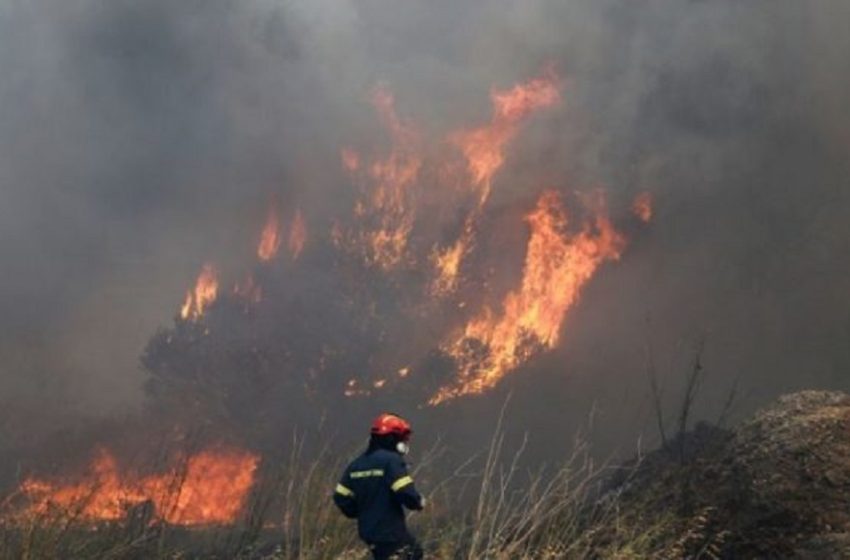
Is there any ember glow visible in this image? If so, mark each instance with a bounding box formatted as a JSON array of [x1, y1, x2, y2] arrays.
[[432, 190, 626, 404], [180, 264, 219, 321], [17, 448, 259, 526]]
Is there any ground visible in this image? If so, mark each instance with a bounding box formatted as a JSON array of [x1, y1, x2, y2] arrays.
[[590, 391, 850, 559]]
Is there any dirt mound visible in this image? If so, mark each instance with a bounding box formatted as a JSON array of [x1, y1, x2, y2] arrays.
[[591, 391, 850, 559]]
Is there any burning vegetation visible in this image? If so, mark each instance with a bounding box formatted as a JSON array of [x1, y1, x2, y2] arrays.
[[257, 203, 283, 262], [3, 69, 652, 534], [179, 264, 219, 321], [3, 0, 849, 555], [434, 190, 626, 404], [14, 448, 258, 526], [159, 69, 651, 412]]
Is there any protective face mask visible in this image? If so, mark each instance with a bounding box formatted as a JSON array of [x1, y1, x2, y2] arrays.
[[396, 441, 409, 455]]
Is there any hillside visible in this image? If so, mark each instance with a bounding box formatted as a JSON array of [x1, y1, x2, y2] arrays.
[[589, 391, 850, 559], [4, 390, 850, 559]]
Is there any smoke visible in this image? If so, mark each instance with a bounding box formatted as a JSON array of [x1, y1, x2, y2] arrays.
[[1, 0, 849, 462]]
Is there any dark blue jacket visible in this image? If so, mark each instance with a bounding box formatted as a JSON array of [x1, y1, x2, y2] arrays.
[[333, 448, 424, 544]]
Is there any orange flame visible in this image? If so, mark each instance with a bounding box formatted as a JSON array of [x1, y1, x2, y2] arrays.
[[430, 239, 466, 296], [180, 264, 219, 321], [17, 447, 259, 526], [450, 70, 560, 205], [288, 209, 307, 259], [257, 205, 282, 261], [632, 192, 653, 223], [432, 190, 625, 404], [432, 70, 560, 295], [430, 214, 477, 297], [340, 87, 422, 270]]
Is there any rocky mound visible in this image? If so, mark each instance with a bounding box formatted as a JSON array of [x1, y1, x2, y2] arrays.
[[592, 391, 850, 559]]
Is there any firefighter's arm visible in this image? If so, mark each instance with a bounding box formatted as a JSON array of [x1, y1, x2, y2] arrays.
[[386, 456, 424, 511], [332, 472, 358, 518]]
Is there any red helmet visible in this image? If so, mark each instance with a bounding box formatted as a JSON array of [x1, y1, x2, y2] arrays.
[[371, 413, 412, 439]]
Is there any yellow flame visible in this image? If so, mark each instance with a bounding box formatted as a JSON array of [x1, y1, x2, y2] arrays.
[[450, 69, 560, 206], [431, 70, 561, 294], [431, 190, 625, 404], [180, 264, 219, 321], [16, 447, 259, 526], [341, 87, 422, 270]]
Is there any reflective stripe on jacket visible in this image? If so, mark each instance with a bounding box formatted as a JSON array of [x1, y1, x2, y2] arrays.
[[333, 448, 423, 544]]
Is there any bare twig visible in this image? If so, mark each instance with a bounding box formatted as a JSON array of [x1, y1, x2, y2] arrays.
[[677, 337, 706, 464], [644, 333, 667, 447]]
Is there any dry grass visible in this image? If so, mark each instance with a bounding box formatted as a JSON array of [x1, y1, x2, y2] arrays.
[[0, 416, 668, 560]]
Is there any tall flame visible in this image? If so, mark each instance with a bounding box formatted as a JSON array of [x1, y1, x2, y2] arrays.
[[180, 264, 219, 321], [432, 190, 625, 404], [431, 70, 561, 295], [17, 447, 259, 526], [450, 69, 560, 206], [342, 86, 422, 269], [257, 204, 282, 261], [288, 209, 307, 259]]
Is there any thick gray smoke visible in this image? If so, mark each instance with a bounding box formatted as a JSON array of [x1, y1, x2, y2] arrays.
[[1, 0, 849, 461]]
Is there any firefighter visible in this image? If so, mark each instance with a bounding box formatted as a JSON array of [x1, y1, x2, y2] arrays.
[[333, 413, 425, 560]]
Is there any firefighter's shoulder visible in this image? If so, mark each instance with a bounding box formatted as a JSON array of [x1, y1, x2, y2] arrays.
[[368, 448, 404, 468], [348, 452, 371, 468]]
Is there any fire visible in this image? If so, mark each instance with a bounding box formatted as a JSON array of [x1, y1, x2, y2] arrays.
[[157, 68, 645, 411], [180, 264, 219, 321], [450, 69, 560, 205], [632, 191, 653, 223], [430, 238, 466, 296], [340, 71, 558, 281], [257, 204, 282, 261], [288, 209, 307, 259], [341, 86, 422, 270], [431, 70, 560, 294], [16, 447, 259, 526], [430, 214, 477, 296], [432, 190, 625, 404]]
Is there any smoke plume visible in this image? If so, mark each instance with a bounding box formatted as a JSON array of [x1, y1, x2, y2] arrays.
[[2, 0, 849, 468]]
